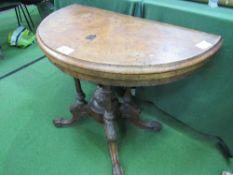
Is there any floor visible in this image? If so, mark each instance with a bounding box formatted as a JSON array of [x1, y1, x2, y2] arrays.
[[0, 6, 232, 175]]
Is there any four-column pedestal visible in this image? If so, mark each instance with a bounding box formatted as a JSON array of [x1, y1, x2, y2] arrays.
[[53, 78, 162, 175]]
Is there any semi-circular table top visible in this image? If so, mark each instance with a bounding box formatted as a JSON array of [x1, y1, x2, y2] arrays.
[[37, 4, 222, 86]]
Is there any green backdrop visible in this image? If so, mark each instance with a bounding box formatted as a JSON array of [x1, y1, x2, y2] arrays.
[[54, 0, 140, 15], [136, 0, 233, 156]]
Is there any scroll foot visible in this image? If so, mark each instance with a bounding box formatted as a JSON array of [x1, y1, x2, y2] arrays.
[[130, 119, 162, 132], [53, 100, 86, 128], [53, 117, 77, 128], [120, 87, 162, 132]]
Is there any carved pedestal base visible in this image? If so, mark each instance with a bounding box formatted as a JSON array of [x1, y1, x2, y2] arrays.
[[53, 79, 162, 175]]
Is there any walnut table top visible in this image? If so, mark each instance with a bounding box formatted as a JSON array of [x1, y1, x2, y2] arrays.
[[37, 4, 222, 87]]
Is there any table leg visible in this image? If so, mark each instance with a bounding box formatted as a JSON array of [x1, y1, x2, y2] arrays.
[[103, 86, 123, 175], [120, 88, 162, 132], [53, 79, 87, 127], [52, 84, 160, 175], [74, 78, 87, 105]]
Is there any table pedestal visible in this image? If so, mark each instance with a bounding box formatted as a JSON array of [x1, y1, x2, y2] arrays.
[[53, 79, 162, 175]]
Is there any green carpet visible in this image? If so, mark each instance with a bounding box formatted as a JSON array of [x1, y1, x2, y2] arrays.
[[0, 3, 232, 175], [0, 5, 43, 76], [0, 58, 232, 175]]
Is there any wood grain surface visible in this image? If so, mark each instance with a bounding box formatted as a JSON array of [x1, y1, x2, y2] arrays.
[[37, 4, 222, 86]]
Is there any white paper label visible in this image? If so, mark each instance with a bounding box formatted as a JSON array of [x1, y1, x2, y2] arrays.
[[131, 88, 136, 96], [208, 0, 219, 8], [195, 41, 213, 50], [56, 46, 74, 55]]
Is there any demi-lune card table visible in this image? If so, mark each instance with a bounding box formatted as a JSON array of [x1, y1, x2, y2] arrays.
[[37, 4, 222, 175]]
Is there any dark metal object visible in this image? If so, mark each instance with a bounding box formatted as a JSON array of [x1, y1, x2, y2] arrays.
[[17, 5, 22, 22], [0, 3, 35, 31], [19, 4, 33, 31], [53, 79, 162, 175], [23, 4, 35, 28], [14, 6, 21, 26], [0, 46, 3, 60]]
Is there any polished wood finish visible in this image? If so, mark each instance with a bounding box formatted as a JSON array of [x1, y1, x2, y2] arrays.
[[37, 4, 222, 175], [37, 4, 222, 87]]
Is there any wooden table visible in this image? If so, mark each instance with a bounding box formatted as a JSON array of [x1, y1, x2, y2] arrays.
[[37, 4, 222, 175]]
